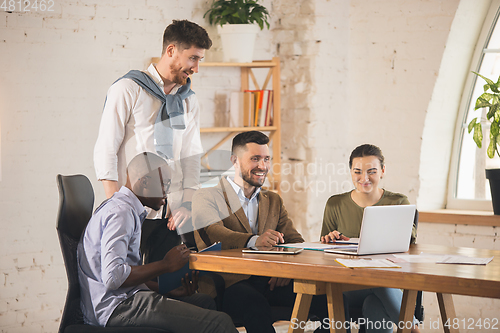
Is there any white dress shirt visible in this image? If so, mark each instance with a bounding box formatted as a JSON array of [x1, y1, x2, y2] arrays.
[[94, 64, 203, 215], [226, 176, 261, 248]]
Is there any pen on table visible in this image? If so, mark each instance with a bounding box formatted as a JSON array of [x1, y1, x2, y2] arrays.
[[327, 232, 344, 243]]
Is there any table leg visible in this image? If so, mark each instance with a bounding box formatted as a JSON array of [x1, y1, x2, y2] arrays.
[[288, 293, 313, 333], [326, 283, 347, 333], [437, 293, 460, 333], [397, 289, 418, 333]]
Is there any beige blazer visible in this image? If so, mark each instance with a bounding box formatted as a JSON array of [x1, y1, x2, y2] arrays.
[[193, 177, 304, 250], [192, 177, 304, 287]]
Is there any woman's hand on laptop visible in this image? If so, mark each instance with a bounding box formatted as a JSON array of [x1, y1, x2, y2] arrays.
[[321, 231, 350, 243]]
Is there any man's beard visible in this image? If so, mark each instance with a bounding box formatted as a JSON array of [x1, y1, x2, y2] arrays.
[[169, 63, 188, 85], [241, 167, 267, 188]]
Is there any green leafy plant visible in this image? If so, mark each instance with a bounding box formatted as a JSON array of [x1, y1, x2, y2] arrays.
[[468, 72, 500, 158], [204, 0, 270, 30]]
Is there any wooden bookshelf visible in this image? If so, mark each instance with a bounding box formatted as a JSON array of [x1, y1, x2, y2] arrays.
[[150, 57, 282, 192], [200, 57, 282, 192]]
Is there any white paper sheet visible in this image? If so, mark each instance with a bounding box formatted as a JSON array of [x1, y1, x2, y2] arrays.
[[389, 253, 494, 265], [336, 258, 401, 268], [390, 253, 447, 263], [437, 255, 494, 265]]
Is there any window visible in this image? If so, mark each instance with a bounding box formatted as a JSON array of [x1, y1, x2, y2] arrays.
[[448, 1, 500, 210]]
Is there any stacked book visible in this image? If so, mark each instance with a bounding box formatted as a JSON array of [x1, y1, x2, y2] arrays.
[[230, 90, 274, 127]]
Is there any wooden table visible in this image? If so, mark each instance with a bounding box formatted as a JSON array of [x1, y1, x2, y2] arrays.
[[190, 244, 500, 333]]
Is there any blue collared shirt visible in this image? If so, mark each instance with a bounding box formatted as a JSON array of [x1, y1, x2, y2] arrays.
[[226, 176, 261, 248], [77, 186, 149, 326]]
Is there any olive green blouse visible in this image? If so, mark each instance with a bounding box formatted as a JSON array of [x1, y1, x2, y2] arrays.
[[321, 190, 417, 243]]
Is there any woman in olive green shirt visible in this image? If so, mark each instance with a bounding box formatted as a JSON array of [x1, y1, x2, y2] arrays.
[[320, 144, 420, 333], [321, 190, 416, 243]]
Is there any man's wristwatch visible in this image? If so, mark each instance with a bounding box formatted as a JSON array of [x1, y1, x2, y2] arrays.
[[180, 201, 192, 211]]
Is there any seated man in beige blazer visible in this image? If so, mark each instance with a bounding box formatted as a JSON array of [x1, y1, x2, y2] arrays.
[[192, 131, 329, 333]]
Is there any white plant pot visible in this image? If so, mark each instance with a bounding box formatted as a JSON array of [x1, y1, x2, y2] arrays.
[[217, 24, 259, 63]]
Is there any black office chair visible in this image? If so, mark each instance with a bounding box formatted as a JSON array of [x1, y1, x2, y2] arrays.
[[56, 174, 167, 333], [349, 210, 424, 332]]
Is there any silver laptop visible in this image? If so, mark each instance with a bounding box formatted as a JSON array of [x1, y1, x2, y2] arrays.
[[325, 204, 416, 256]]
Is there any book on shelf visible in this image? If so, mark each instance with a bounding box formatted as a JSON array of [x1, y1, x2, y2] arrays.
[[242, 89, 273, 127], [258, 90, 269, 127], [254, 90, 264, 126], [253, 90, 260, 127], [243, 91, 251, 127], [229, 91, 243, 127], [265, 90, 273, 126]]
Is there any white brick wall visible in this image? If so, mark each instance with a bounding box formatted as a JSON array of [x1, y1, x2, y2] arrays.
[[0, 1, 208, 332], [1, 0, 498, 332]]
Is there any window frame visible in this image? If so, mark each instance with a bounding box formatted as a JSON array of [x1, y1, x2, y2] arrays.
[[447, 0, 500, 211]]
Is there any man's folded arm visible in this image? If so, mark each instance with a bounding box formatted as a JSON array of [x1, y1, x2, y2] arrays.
[[119, 262, 169, 289]]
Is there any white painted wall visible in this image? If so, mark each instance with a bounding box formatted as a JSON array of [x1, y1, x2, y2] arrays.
[[0, 0, 497, 332]]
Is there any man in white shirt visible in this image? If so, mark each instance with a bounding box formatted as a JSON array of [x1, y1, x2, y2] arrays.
[[94, 19, 211, 232], [94, 19, 211, 261], [78, 152, 236, 332]]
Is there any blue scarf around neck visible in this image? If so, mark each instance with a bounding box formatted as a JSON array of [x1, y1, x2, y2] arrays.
[[117, 70, 195, 160]]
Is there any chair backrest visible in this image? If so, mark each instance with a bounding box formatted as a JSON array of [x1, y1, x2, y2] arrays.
[[56, 174, 95, 333]]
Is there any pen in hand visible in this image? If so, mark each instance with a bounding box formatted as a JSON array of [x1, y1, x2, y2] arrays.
[[327, 233, 343, 243], [256, 230, 285, 247], [321, 230, 350, 243], [278, 232, 285, 244]]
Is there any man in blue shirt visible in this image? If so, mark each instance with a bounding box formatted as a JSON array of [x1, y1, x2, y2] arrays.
[[77, 152, 236, 332]]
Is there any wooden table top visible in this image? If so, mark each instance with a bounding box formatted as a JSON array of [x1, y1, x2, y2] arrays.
[[190, 244, 500, 299]]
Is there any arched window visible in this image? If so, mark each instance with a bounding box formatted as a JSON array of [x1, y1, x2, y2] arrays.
[[448, 1, 500, 211]]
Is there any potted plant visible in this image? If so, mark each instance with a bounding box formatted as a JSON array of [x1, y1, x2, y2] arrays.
[[468, 72, 500, 214], [204, 0, 270, 63]]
